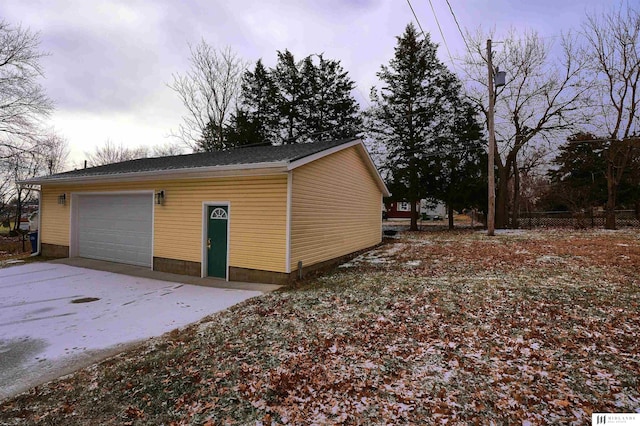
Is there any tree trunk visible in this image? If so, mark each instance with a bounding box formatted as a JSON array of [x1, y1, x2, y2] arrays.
[[13, 191, 22, 232], [605, 194, 616, 229], [288, 116, 294, 143], [448, 204, 454, 230], [605, 163, 617, 229], [217, 124, 224, 149], [511, 162, 520, 229], [409, 199, 418, 231], [495, 164, 510, 228]]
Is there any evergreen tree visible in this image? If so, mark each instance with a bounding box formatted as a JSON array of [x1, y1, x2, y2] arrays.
[[231, 51, 361, 145], [223, 60, 277, 147], [547, 133, 607, 210], [239, 59, 278, 143], [307, 54, 362, 141], [544, 132, 640, 211], [223, 110, 265, 147], [273, 50, 309, 143], [432, 100, 487, 229], [198, 121, 219, 151], [368, 24, 468, 230]]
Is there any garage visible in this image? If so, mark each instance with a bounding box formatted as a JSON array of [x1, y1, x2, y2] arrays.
[[75, 193, 153, 267], [26, 138, 390, 284]]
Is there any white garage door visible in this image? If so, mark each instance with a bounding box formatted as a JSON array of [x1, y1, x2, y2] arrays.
[[77, 193, 153, 267]]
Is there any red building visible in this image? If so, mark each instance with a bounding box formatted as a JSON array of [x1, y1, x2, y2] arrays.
[[384, 201, 420, 219]]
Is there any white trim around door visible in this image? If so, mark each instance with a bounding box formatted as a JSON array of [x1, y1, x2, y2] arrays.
[[201, 201, 231, 280]]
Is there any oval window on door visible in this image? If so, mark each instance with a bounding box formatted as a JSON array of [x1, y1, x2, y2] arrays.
[[210, 207, 228, 219]]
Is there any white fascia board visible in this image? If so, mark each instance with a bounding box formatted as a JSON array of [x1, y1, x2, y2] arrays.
[[24, 161, 289, 185], [287, 139, 391, 197]]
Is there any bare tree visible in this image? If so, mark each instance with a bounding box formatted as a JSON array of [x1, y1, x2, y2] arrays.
[[518, 171, 549, 214], [85, 140, 149, 167], [1, 149, 43, 231], [0, 160, 13, 223], [0, 20, 53, 224], [151, 142, 184, 157], [0, 20, 53, 158], [84, 140, 183, 167], [463, 28, 590, 228], [40, 132, 70, 174], [512, 144, 550, 226], [169, 41, 247, 152], [0, 131, 67, 227], [583, 3, 640, 229]]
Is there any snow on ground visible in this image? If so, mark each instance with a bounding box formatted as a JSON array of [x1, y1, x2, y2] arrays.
[[0, 263, 261, 400], [536, 255, 567, 264], [340, 243, 410, 268], [1, 229, 639, 424], [493, 229, 529, 235]]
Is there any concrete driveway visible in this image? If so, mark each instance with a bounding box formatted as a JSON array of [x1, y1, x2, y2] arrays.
[[0, 262, 262, 401]]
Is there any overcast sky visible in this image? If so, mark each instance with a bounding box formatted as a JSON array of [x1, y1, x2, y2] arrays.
[[1, 0, 609, 165]]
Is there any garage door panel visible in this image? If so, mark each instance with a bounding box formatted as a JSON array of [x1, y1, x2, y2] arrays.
[[77, 194, 153, 267]]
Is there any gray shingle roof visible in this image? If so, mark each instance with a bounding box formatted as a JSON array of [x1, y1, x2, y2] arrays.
[[34, 138, 358, 182]]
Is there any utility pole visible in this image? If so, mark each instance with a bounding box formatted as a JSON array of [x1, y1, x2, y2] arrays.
[[487, 39, 496, 236]]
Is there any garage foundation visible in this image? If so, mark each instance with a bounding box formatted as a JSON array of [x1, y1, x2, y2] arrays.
[[41, 243, 69, 258], [153, 257, 201, 277]]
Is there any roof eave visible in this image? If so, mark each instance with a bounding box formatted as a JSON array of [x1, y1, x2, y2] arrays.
[[20, 161, 290, 185]]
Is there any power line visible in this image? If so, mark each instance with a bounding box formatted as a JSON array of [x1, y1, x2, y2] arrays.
[[406, 0, 457, 71], [444, 0, 473, 57], [405, 0, 427, 38], [426, 0, 455, 68], [506, 135, 640, 144]]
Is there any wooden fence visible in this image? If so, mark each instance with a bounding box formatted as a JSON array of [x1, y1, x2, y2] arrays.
[[519, 210, 640, 229]]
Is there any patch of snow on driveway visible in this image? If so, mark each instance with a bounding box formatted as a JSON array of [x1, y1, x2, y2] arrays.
[[0, 263, 261, 400]]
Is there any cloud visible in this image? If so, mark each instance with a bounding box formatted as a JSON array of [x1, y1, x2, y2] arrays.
[[0, 0, 612, 164], [2, 0, 175, 113]]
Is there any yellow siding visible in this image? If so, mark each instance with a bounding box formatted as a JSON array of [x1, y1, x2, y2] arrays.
[[290, 146, 382, 271], [40, 174, 288, 273], [41, 185, 71, 247]]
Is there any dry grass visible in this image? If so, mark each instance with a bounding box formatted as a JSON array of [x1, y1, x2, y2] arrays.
[[0, 235, 31, 261], [1, 228, 639, 425]]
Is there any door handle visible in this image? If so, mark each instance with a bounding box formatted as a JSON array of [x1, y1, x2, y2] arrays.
[[207, 238, 211, 249]]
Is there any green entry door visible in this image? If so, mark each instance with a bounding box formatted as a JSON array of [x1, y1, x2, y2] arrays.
[[207, 205, 228, 278]]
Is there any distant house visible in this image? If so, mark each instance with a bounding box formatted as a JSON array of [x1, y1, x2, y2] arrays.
[[384, 200, 420, 219], [384, 200, 446, 219], [28, 211, 39, 231], [421, 200, 447, 219], [18, 218, 30, 231], [22, 138, 390, 285]]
